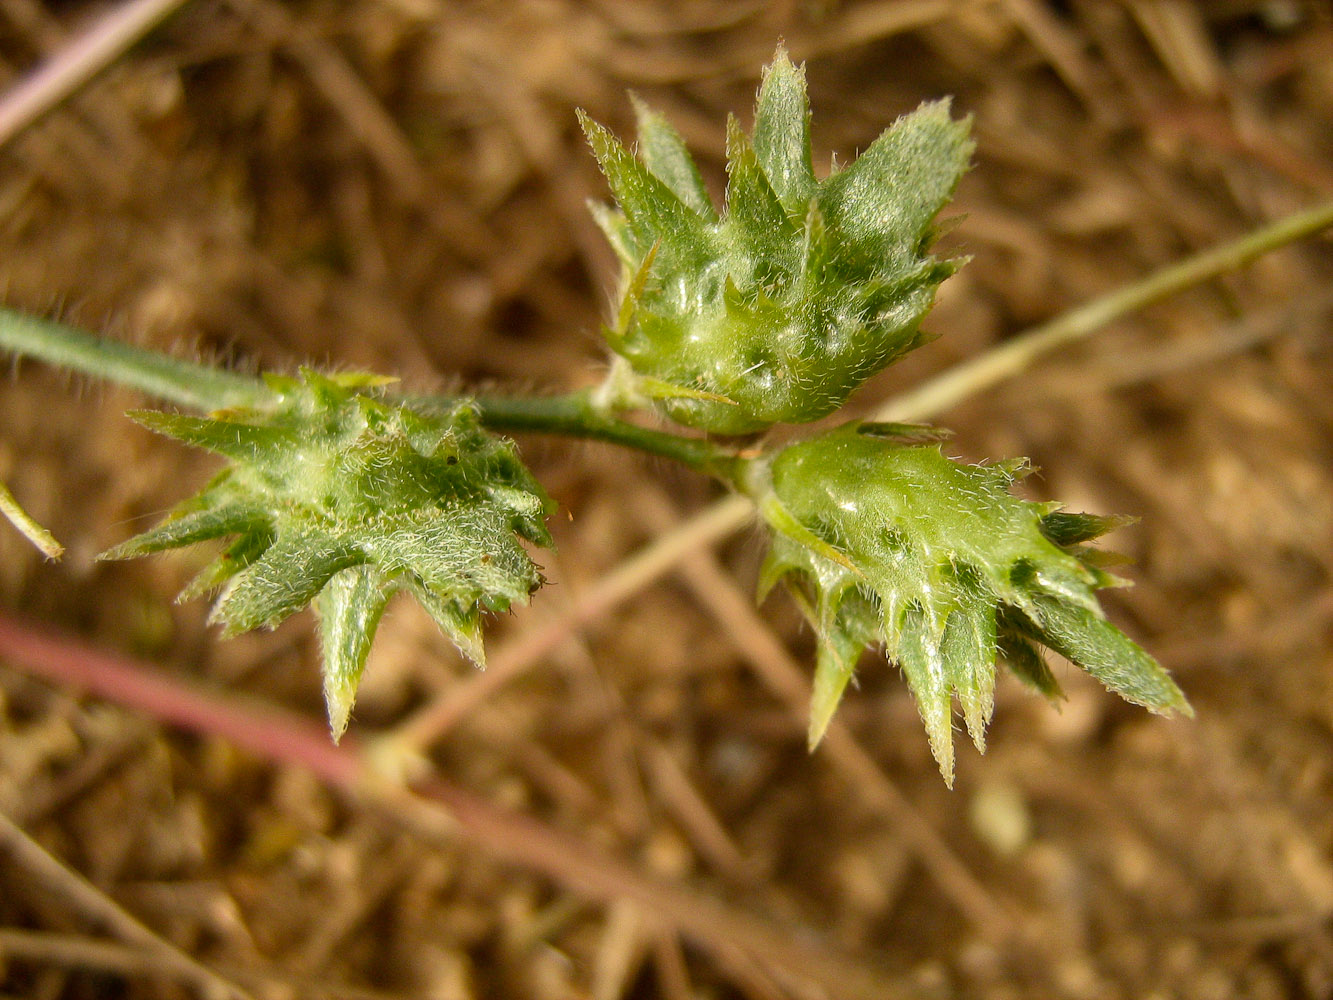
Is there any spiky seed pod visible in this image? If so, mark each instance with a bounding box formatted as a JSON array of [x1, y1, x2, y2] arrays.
[[582, 46, 973, 434], [755, 423, 1189, 786], [100, 370, 552, 739]]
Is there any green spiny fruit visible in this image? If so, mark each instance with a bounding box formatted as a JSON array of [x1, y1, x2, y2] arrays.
[[581, 46, 973, 434], [100, 369, 552, 739], [754, 423, 1189, 786]]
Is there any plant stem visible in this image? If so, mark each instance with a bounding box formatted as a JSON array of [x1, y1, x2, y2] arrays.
[[0, 0, 192, 150], [0, 307, 744, 475], [878, 196, 1333, 421], [443, 390, 744, 480], [0, 308, 269, 410], [0, 479, 63, 559]]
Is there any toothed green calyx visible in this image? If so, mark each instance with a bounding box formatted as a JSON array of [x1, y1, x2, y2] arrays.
[[754, 424, 1189, 786], [582, 46, 973, 434], [100, 369, 552, 740]]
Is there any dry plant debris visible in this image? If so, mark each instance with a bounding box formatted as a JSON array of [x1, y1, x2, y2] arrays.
[[2, 2, 1332, 999]]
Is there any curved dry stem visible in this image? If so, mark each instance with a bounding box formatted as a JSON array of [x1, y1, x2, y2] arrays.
[[878, 197, 1333, 422], [0, 809, 254, 1000]]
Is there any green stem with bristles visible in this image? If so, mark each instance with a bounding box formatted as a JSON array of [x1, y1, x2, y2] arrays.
[[429, 391, 744, 481], [0, 306, 744, 479], [0, 309, 269, 411]]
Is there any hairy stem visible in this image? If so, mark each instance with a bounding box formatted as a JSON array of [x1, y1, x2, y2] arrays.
[[422, 390, 746, 479], [0, 309, 269, 411], [0, 307, 743, 476]]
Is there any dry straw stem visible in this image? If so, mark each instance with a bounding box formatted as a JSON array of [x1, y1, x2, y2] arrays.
[[0, 930, 241, 998], [0, 0, 427, 207], [878, 196, 1333, 422], [0, 930, 388, 1000], [0, 808, 252, 1000]]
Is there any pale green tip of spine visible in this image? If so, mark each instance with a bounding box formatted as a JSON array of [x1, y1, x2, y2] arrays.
[[317, 565, 391, 743], [807, 637, 857, 750], [758, 494, 861, 576], [324, 679, 355, 745]]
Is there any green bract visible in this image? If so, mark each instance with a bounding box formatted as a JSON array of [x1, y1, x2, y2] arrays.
[[5, 48, 1191, 774], [101, 370, 552, 739], [581, 47, 973, 434], [755, 424, 1189, 786]]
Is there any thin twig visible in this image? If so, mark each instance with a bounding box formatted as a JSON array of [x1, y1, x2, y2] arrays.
[[1013, 288, 1333, 399], [651, 929, 694, 1000], [641, 739, 754, 883], [0, 809, 253, 1000], [0, 928, 416, 1000], [0, 929, 220, 992], [998, 0, 1111, 115], [591, 899, 646, 1000], [878, 197, 1333, 422], [0, 0, 191, 150]]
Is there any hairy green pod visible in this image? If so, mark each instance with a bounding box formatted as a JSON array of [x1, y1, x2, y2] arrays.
[[101, 369, 552, 739], [755, 424, 1189, 785], [582, 47, 973, 433]]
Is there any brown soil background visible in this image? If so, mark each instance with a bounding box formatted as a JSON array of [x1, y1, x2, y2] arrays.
[[2, 1, 1332, 998]]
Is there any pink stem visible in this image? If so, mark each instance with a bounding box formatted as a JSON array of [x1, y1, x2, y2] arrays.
[[0, 0, 191, 150], [0, 612, 904, 999], [0, 614, 360, 787]]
